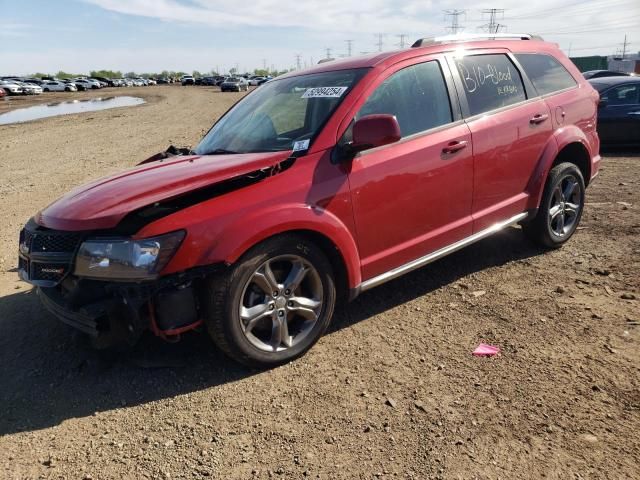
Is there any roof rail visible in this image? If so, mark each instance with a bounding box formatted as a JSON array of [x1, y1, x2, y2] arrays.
[[411, 33, 543, 48]]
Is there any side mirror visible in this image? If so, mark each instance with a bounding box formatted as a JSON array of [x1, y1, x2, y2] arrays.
[[351, 114, 401, 153]]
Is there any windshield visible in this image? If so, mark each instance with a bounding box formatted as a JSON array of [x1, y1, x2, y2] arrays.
[[194, 68, 368, 155]]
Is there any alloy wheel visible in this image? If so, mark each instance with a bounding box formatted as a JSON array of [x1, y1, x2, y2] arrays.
[[548, 174, 582, 237], [238, 255, 323, 352]]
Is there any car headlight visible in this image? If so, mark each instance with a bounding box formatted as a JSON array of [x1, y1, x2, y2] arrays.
[[74, 231, 185, 281]]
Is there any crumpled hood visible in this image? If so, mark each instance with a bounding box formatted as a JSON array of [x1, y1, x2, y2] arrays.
[[36, 151, 291, 231]]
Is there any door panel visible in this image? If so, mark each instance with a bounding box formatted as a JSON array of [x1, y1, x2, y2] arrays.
[[597, 84, 640, 145], [448, 51, 553, 231], [349, 123, 473, 280], [467, 98, 552, 230]]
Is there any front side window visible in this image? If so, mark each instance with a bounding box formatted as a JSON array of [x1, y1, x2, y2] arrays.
[[455, 54, 527, 116], [601, 84, 640, 105], [355, 61, 453, 138], [515, 53, 577, 96], [195, 68, 367, 155]]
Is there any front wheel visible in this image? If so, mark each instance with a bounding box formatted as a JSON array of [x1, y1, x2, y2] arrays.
[[203, 234, 337, 368], [522, 162, 585, 248]]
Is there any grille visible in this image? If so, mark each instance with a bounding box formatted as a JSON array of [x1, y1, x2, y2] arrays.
[[31, 232, 82, 253], [20, 225, 85, 286]]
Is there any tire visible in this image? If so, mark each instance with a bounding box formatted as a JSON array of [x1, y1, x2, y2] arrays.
[[44, 88, 49, 92], [203, 234, 337, 368], [65, 87, 70, 92], [522, 162, 585, 248]]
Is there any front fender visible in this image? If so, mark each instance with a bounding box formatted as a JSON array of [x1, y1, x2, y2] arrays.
[[206, 204, 362, 289]]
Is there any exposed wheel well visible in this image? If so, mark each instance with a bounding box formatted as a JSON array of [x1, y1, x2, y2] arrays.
[[552, 142, 591, 186]]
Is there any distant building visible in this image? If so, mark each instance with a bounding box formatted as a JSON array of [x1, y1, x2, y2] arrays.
[[608, 51, 640, 74], [569, 55, 608, 72]]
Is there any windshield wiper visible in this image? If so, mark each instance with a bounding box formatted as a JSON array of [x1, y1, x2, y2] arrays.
[[207, 148, 240, 155]]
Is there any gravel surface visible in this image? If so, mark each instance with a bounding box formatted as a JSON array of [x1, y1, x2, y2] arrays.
[[0, 86, 638, 479]]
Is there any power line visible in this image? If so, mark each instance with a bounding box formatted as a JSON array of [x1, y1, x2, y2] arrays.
[[480, 8, 506, 34], [444, 9, 466, 34]]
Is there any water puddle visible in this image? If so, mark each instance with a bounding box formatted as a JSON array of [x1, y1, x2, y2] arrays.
[[0, 96, 145, 125]]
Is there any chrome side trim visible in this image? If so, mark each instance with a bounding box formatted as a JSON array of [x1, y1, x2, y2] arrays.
[[357, 212, 529, 294]]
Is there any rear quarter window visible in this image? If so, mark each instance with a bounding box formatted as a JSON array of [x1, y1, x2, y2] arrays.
[[455, 54, 527, 116], [515, 53, 577, 96]]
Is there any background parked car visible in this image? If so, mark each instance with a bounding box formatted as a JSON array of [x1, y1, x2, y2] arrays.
[[181, 75, 195, 86], [249, 76, 265, 86], [220, 77, 249, 92], [589, 76, 640, 147], [583, 70, 631, 80], [0, 80, 23, 95], [41, 80, 77, 92], [16, 82, 42, 95], [93, 76, 115, 87], [73, 78, 101, 90]]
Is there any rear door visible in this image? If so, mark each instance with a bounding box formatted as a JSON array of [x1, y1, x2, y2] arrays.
[[597, 83, 640, 145], [344, 57, 474, 280], [448, 51, 553, 231]]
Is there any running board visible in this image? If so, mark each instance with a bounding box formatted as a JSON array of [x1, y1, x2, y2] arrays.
[[354, 212, 529, 296]]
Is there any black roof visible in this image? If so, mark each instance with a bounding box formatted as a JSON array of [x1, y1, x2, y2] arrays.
[[588, 76, 640, 91]]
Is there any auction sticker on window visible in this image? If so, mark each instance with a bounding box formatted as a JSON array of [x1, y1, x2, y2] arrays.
[[293, 139, 310, 151], [301, 86, 348, 98]]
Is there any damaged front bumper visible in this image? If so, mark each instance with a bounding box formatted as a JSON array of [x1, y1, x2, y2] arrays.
[[33, 265, 223, 346], [18, 219, 224, 345]]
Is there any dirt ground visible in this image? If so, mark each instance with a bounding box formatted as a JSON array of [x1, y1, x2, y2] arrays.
[[0, 86, 638, 480]]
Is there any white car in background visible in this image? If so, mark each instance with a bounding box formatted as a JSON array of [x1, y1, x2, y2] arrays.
[[73, 78, 101, 90], [249, 76, 265, 86], [0, 80, 23, 95], [41, 81, 77, 92], [17, 82, 43, 95]]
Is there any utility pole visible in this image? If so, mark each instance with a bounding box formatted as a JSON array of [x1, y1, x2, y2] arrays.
[[295, 54, 302, 70], [397, 34, 407, 48], [480, 8, 506, 34], [262, 59, 267, 71], [444, 9, 466, 34], [620, 34, 629, 59], [375, 33, 385, 52], [345, 39, 353, 56], [325, 47, 333, 59]]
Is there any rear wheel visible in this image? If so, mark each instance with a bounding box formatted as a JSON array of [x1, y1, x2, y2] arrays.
[[203, 234, 336, 368], [523, 162, 585, 248], [44, 88, 50, 92]]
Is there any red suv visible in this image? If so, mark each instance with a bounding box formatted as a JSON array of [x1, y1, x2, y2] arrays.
[[18, 34, 600, 367]]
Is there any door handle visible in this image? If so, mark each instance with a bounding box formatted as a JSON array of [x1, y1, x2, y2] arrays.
[[530, 113, 549, 124], [442, 140, 468, 154]]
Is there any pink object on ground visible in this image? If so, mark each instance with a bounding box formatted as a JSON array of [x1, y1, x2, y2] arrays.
[[472, 343, 501, 357]]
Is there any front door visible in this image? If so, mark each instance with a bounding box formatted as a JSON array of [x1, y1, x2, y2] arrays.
[[345, 58, 474, 280], [598, 83, 640, 145]]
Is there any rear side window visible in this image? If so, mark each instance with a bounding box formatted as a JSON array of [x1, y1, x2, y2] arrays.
[[601, 84, 640, 105], [357, 60, 453, 137], [515, 53, 577, 96], [455, 54, 526, 116]]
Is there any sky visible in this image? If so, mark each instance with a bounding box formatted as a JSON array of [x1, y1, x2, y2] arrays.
[[1, 0, 638, 76]]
